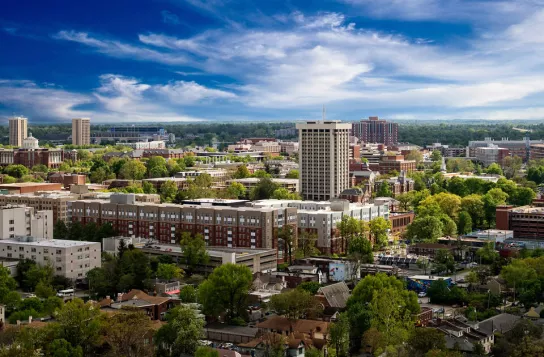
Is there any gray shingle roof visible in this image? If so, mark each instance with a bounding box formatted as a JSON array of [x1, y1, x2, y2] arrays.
[[317, 282, 350, 309]]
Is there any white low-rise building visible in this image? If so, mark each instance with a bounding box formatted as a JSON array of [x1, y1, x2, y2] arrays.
[[0, 237, 100, 279]]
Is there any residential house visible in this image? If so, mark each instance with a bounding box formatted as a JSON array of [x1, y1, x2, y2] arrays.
[[108, 289, 178, 320]]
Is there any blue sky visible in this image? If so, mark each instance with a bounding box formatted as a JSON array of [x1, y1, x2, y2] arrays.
[[2, 0, 544, 123]]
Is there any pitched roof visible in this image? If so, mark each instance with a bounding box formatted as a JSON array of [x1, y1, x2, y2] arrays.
[[120, 289, 171, 305], [256, 316, 329, 335], [317, 282, 350, 309], [478, 313, 521, 335]]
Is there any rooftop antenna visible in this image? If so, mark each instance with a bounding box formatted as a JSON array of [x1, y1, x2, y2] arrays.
[[322, 104, 326, 121]]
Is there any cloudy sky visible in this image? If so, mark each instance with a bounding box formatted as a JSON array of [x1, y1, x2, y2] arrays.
[[2, 0, 544, 123]]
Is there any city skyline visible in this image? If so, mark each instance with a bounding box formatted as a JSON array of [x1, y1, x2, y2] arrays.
[[2, 0, 544, 123]]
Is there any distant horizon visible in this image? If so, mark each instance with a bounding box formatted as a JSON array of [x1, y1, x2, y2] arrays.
[[2, 1, 544, 122]]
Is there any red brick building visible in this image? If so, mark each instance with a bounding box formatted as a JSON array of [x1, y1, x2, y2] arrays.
[[69, 197, 297, 250], [496, 204, 544, 238], [49, 173, 86, 189], [0, 148, 66, 168], [378, 155, 417, 175], [351, 116, 398, 145], [390, 212, 415, 234]]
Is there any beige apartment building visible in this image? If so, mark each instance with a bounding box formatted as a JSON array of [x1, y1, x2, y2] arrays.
[[0, 206, 53, 240], [72, 118, 91, 145], [0, 238, 100, 279], [296, 121, 351, 201], [8, 117, 28, 147]]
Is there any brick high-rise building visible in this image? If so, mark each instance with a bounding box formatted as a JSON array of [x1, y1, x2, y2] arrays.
[[72, 118, 91, 146], [352, 116, 398, 145], [8, 117, 28, 147], [296, 120, 351, 201]]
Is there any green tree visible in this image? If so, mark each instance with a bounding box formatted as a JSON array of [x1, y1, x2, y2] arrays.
[[104, 309, 154, 357], [146, 156, 168, 178], [502, 156, 523, 179], [0, 266, 17, 304], [406, 216, 443, 242], [142, 181, 157, 194], [509, 187, 536, 206], [180, 232, 210, 274], [485, 163, 503, 175], [86, 267, 113, 299], [406, 150, 424, 163], [457, 211, 473, 235], [376, 182, 393, 197], [297, 230, 319, 258], [369, 217, 391, 248], [430, 150, 442, 162], [269, 289, 322, 320], [460, 194, 484, 228], [271, 188, 301, 200], [329, 313, 350, 357], [297, 281, 321, 295], [195, 346, 220, 357], [4, 164, 29, 178], [433, 249, 456, 275], [225, 182, 246, 199], [160, 180, 178, 202], [482, 188, 508, 227], [249, 178, 278, 200], [252, 170, 272, 178], [47, 339, 83, 357], [52, 299, 106, 355], [157, 263, 183, 280], [278, 225, 297, 264], [155, 305, 205, 356], [198, 264, 253, 323], [476, 242, 499, 264], [285, 169, 299, 179], [35, 281, 56, 299], [232, 165, 250, 179], [179, 285, 197, 303], [118, 249, 152, 291], [119, 160, 147, 180], [408, 328, 446, 357]]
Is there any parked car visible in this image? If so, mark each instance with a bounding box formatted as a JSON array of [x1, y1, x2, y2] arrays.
[[418, 292, 427, 298]]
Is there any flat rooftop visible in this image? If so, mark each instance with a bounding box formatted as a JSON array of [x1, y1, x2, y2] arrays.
[[228, 178, 298, 183], [409, 275, 452, 280], [509, 206, 544, 214], [0, 182, 61, 188], [140, 243, 275, 258], [0, 238, 99, 248]]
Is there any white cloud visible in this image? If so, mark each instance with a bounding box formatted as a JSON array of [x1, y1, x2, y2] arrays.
[[0, 75, 236, 123], [54, 31, 189, 65], [342, 0, 540, 24], [45, 8, 544, 119], [0, 80, 92, 120], [155, 80, 236, 104]]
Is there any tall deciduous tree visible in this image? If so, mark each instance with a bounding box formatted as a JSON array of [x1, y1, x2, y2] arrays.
[[105, 309, 154, 357], [198, 263, 253, 323], [329, 313, 350, 357], [369, 217, 391, 248], [120, 160, 147, 181], [180, 232, 210, 274], [269, 289, 322, 320], [406, 216, 443, 242], [52, 299, 106, 355], [157, 263, 183, 280], [155, 305, 205, 356]]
